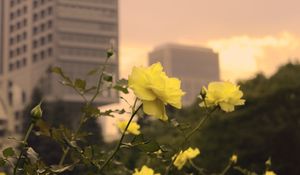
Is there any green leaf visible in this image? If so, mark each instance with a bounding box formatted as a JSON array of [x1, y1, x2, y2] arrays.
[[100, 109, 126, 117], [0, 158, 6, 166], [137, 139, 160, 152], [35, 119, 50, 137], [74, 79, 86, 91], [107, 49, 114, 58], [87, 68, 99, 76], [51, 67, 64, 76], [132, 135, 160, 152], [117, 79, 128, 86], [103, 73, 113, 82], [83, 147, 93, 160], [82, 105, 101, 118], [113, 85, 129, 94], [3, 147, 15, 158]]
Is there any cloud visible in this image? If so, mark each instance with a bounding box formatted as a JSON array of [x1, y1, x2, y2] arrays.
[[179, 32, 300, 81], [209, 32, 300, 80]]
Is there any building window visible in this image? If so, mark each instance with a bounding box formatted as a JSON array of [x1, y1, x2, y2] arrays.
[[10, 38, 14, 45], [10, 25, 14, 32], [48, 48, 53, 56], [22, 91, 26, 103], [33, 40, 38, 48], [22, 58, 27, 66], [17, 22, 21, 30], [23, 6, 27, 14], [10, 12, 14, 20], [8, 91, 13, 105], [23, 19, 27, 26], [41, 10, 45, 18], [33, 13, 38, 21], [16, 35, 21, 42], [40, 37, 45, 45], [22, 32, 27, 39], [17, 9, 21, 17], [47, 20, 53, 28], [33, 27, 38, 35], [10, 0, 15, 7], [47, 34, 52, 42], [33, 0, 38, 8], [48, 7, 53, 15], [33, 53, 38, 62], [10, 50, 14, 58], [9, 64, 14, 72], [40, 51, 45, 59], [23, 45, 27, 52], [40, 23, 45, 32], [16, 60, 21, 69], [16, 48, 21, 56]]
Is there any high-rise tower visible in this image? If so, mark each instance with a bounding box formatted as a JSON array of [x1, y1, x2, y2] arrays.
[[149, 43, 219, 106], [0, 0, 119, 134]]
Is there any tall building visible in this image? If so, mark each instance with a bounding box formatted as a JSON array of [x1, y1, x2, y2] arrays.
[[0, 0, 119, 134], [149, 43, 219, 106]]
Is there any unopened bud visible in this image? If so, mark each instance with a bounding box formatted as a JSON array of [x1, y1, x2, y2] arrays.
[[199, 87, 207, 99], [230, 154, 238, 164], [31, 102, 43, 119]]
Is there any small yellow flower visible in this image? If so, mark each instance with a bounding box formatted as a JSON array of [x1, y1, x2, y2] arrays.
[[128, 62, 185, 121], [173, 147, 200, 170], [200, 81, 245, 112], [265, 171, 277, 175], [230, 154, 238, 164], [133, 165, 160, 175], [117, 120, 141, 135]]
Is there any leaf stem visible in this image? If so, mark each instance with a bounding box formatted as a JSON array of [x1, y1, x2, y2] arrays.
[[98, 104, 143, 172], [13, 122, 35, 175]]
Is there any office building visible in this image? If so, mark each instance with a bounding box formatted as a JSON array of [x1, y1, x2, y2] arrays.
[[149, 43, 220, 106], [0, 0, 119, 134]]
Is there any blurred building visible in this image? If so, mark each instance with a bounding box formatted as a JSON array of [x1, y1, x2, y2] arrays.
[[149, 43, 220, 106], [0, 0, 119, 134]]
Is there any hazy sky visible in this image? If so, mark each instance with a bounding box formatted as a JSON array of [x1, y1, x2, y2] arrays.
[[119, 0, 300, 81]]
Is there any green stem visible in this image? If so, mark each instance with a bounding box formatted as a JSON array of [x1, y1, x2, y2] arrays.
[[220, 162, 232, 175], [13, 122, 35, 175], [58, 114, 85, 166], [99, 104, 143, 172], [58, 54, 111, 166], [165, 107, 217, 175], [89, 56, 110, 104]]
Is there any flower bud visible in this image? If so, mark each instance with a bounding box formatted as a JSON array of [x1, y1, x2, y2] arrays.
[[31, 103, 43, 119], [230, 154, 238, 164]]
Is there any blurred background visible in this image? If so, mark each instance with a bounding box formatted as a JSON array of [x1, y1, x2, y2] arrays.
[[0, 0, 300, 174]]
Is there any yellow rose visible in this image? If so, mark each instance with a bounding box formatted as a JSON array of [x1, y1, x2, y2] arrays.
[[173, 147, 200, 170], [265, 171, 277, 175], [117, 120, 141, 135], [200, 81, 245, 112], [128, 62, 185, 121], [133, 165, 160, 175], [230, 154, 238, 164]]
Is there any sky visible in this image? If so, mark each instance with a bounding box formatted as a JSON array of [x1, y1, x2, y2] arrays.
[[119, 0, 300, 81]]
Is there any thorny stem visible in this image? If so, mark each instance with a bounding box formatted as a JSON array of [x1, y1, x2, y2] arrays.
[[98, 104, 143, 172], [13, 122, 35, 175], [58, 53, 112, 166], [58, 114, 85, 166], [220, 162, 232, 175], [164, 107, 217, 175]]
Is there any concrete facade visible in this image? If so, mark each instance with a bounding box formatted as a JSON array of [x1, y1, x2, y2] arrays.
[[0, 0, 119, 134], [149, 43, 220, 106]]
